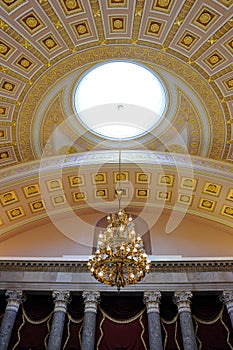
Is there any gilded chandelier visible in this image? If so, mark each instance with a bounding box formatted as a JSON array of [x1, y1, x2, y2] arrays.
[[87, 150, 151, 292]]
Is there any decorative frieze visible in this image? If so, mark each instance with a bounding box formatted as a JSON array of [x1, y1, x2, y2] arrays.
[[0, 258, 233, 273]]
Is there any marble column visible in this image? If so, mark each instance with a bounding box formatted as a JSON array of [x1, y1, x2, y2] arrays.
[[81, 291, 100, 350], [144, 291, 163, 350], [47, 290, 71, 350], [0, 289, 25, 350], [220, 290, 233, 329], [173, 291, 197, 350]]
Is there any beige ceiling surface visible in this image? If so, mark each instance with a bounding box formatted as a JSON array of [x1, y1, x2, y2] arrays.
[[0, 0, 233, 243]]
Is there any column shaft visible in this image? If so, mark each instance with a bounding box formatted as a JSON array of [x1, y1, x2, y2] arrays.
[[47, 290, 71, 350], [81, 291, 100, 350], [0, 290, 25, 350], [144, 291, 163, 350], [174, 291, 197, 350], [229, 310, 233, 328]]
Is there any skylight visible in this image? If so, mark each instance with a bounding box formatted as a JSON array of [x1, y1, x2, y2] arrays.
[[74, 61, 166, 139]]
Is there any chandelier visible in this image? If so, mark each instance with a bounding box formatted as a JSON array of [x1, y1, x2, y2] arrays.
[[87, 148, 151, 292]]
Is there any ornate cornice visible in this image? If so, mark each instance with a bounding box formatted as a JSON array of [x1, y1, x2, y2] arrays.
[[0, 258, 232, 273]]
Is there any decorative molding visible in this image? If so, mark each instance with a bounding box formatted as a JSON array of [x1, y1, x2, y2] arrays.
[[0, 258, 232, 273], [0, 151, 233, 184]]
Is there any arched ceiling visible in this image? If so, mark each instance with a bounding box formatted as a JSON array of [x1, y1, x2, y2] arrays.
[[0, 0, 232, 249]]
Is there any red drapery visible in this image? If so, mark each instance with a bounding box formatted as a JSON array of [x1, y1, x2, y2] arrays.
[[95, 295, 149, 350], [160, 294, 183, 349], [61, 296, 84, 350], [9, 294, 54, 350], [192, 295, 233, 350]]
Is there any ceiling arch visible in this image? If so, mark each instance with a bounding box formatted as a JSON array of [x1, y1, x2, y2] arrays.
[[17, 46, 228, 160], [0, 0, 232, 254]]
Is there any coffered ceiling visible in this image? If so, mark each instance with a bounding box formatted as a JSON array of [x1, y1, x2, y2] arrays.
[[0, 0, 232, 248]]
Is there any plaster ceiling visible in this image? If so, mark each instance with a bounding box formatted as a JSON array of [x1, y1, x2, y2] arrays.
[[0, 0, 232, 247]]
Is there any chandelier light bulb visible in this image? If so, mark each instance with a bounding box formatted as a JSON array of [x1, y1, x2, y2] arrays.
[[87, 209, 150, 291]]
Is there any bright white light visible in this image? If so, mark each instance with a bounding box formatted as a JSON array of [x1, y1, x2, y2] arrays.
[[95, 124, 143, 139], [74, 61, 166, 139]]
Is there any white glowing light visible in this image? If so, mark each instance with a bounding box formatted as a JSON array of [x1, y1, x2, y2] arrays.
[[74, 61, 166, 139]]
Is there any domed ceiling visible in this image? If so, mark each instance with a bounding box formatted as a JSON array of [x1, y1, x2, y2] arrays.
[[0, 0, 232, 252]]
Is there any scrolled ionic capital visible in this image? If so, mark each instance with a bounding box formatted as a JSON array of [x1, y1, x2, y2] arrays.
[[52, 290, 71, 313], [5, 290, 26, 313], [220, 290, 233, 314], [82, 291, 100, 314], [173, 291, 193, 313], [144, 291, 161, 314]]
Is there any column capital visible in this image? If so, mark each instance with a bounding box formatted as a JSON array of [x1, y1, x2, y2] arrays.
[[5, 290, 26, 312], [52, 290, 71, 313], [82, 291, 100, 314], [52, 290, 71, 303], [220, 290, 233, 303], [173, 291, 193, 313], [144, 291, 161, 314], [220, 290, 233, 314], [144, 291, 161, 304]]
